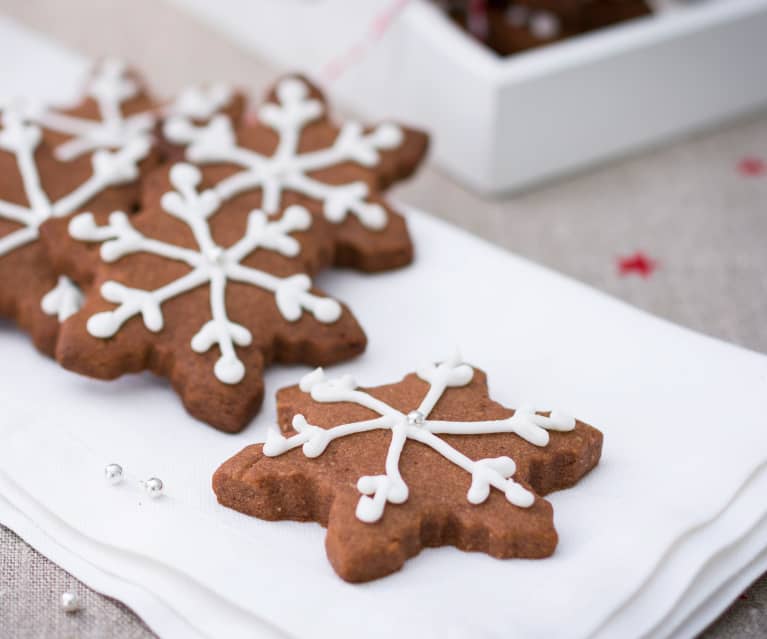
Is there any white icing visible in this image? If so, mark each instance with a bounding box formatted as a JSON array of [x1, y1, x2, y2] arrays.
[[41, 275, 83, 322], [0, 103, 149, 320], [69, 162, 342, 385], [167, 84, 234, 121], [164, 77, 404, 230], [264, 351, 577, 523], [33, 58, 155, 162]]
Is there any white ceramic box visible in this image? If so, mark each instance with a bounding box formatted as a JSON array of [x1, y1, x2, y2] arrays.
[[169, 0, 767, 194]]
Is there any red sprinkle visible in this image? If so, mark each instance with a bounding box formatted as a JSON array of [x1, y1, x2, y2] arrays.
[[737, 157, 766, 177], [618, 252, 658, 278]]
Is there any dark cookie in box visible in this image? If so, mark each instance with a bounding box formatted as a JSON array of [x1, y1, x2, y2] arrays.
[[439, 0, 652, 56]]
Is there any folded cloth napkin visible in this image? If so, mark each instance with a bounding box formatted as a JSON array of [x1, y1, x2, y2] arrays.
[[3, 441, 767, 639], [2, 16, 767, 639], [665, 539, 767, 639], [595, 461, 767, 638], [0, 494, 212, 639]]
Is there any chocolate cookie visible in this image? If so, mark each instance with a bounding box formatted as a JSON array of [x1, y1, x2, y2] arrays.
[[164, 75, 428, 272], [55, 162, 366, 432], [0, 59, 160, 354], [214, 352, 603, 582], [442, 1, 651, 55]]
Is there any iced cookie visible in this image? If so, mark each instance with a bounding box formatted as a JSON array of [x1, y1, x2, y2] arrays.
[[55, 163, 366, 432], [214, 352, 603, 581], [0, 59, 159, 354]]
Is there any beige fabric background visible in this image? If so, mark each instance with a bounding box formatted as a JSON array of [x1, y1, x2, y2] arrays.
[[0, 1, 766, 637]]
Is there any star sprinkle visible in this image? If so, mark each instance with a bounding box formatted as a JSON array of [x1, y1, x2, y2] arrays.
[[618, 252, 658, 278], [737, 157, 766, 177]]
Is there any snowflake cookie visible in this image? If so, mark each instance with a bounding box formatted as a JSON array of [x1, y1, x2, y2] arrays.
[[39, 62, 247, 286], [0, 59, 160, 354], [55, 162, 367, 432], [213, 352, 603, 582], [164, 75, 429, 272]]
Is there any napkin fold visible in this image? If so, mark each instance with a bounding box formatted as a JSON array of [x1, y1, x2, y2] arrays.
[[595, 461, 767, 638]]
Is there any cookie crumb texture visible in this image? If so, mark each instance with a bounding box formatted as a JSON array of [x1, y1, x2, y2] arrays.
[[214, 367, 602, 582]]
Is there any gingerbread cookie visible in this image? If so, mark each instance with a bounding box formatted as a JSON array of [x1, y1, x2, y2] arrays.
[[164, 75, 428, 272], [40, 67, 246, 287], [214, 352, 603, 582], [0, 59, 160, 354], [55, 162, 366, 432]]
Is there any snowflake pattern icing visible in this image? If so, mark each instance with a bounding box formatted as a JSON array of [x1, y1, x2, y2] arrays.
[[1, 59, 239, 324], [264, 351, 577, 523], [164, 77, 406, 231], [68, 163, 343, 385], [29, 58, 156, 162], [0, 104, 150, 320]]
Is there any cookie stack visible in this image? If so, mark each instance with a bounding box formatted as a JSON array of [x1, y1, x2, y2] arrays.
[[1, 60, 605, 584], [0, 59, 427, 432]]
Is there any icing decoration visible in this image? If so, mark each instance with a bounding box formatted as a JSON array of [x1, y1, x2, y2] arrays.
[[264, 351, 575, 523], [68, 163, 342, 385], [41, 276, 83, 322], [167, 84, 234, 121], [32, 58, 155, 162], [164, 77, 404, 230], [0, 103, 149, 317]]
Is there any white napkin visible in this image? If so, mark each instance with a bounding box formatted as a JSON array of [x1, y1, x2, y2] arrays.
[[0, 442, 767, 639], [666, 540, 767, 639], [0, 494, 210, 639], [3, 439, 767, 639], [3, 453, 766, 639], [597, 460, 767, 638], [2, 16, 767, 639]]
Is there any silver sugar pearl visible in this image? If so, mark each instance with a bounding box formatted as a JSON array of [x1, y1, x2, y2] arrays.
[[406, 410, 425, 427], [60, 592, 81, 613], [104, 463, 124, 485], [144, 477, 164, 498]]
